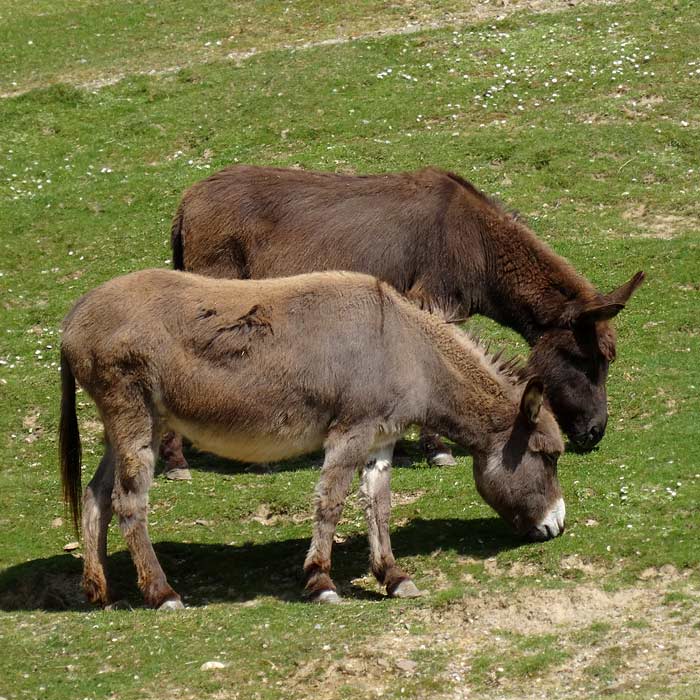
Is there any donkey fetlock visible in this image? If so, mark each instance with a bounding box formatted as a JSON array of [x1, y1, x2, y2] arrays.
[[82, 571, 112, 608], [376, 565, 423, 599], [303, 563, 341, 604]]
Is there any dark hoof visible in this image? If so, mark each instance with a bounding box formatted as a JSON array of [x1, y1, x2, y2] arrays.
[[104, 599, 133, 611]]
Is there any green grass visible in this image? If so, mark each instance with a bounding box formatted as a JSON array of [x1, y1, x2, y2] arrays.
[[1, 0, 699, 698], [0, 0, 465, 94], [469, 633, 571, 688]]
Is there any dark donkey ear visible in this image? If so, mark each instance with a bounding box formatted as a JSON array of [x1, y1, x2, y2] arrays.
[[520, 376, 545, 426], [606, 270, 646, 305], [576, 271, 646, 326]]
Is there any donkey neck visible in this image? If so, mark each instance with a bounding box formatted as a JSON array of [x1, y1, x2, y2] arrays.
[[416, 318, 518, 452], [462, 209, 598, 345]]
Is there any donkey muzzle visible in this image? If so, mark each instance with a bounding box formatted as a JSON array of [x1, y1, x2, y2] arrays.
[[527, 498, 566, 541]]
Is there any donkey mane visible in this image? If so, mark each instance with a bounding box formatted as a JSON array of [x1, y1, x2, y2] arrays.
[[397, 297, 525, 406], [478, 339, 530, 387], [425, 303, 529, 391], [444, 170, 508, 216], [443, 170, 529, 227], [449, 325, 530, 392]]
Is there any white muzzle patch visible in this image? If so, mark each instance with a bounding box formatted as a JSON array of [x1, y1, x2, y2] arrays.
[[535, 497, 566, 539]]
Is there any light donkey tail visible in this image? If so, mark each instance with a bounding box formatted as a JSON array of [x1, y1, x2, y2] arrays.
[[171, 203, 185, 270], [59, 348, 82, 534]]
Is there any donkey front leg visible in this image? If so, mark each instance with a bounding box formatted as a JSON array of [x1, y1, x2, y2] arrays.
[[108, 405, 183, 610], [303, 427, 372, 604], [82, 444, 115, 607], [359, 445, 423, 598]]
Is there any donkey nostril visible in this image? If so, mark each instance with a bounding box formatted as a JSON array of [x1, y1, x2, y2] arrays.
[[588, 424, 604, 444]]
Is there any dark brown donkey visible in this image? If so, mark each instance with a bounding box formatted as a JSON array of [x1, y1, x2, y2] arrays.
[[60, 269, 565, 609], [165, 165, 644, 478]]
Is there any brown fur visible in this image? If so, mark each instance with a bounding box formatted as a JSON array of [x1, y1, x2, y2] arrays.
[[172, 165, 644, 448], [60, 269, 565, 608]]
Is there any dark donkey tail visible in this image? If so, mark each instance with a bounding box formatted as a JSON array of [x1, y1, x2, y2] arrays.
[[59, 348, 82, 534], [171, 204, 185, 270]]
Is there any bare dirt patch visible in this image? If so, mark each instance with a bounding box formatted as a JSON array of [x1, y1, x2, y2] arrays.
[[622, 203, 693, 240], [393, 489, 426, 506], [245, 503, 311, 526], [22, 409, 44, 444], [283, 579, 700, 700]]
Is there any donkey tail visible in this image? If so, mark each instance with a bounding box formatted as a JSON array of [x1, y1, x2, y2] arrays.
[[171, 204, 185, 271], [59, 348, 82, 534]]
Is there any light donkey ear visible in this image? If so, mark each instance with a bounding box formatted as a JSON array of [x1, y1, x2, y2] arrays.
[[520, 376, 545, 426], [575, 271, 645, 327]]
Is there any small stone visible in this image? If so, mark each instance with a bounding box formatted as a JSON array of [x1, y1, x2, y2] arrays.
[[51, 517, 63, 528], [339, 658, 364, 675], [484, 558, 499, 574], [200, 661, 227, 671], [395, 659, 417, 673], [63, 541, 80, 551]]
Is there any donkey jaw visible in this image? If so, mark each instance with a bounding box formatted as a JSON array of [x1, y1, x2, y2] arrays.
[[528, 498, 566, 541]]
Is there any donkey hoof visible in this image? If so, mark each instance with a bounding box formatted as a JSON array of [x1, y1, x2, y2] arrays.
[[312, 590, 342, 604], [429, 452, 457, 467], [164, 468, 192, 481], [158, 597, 185, 611], [104, 599, 133, 611], [390, 580, 424, 599]]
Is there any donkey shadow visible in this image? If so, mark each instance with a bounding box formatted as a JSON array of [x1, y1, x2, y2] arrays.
[[174, 437, 470, 475], [0, 516, 524, 612]]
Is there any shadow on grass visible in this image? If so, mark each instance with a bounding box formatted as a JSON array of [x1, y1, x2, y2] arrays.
[[170, 438, 470, 475], [565, 440, 602, 456], [0, 516, 522, 612]]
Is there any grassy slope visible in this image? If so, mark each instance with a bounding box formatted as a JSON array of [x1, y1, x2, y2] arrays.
[[0, 0, 698, 698], [0, 0, 470, 94]]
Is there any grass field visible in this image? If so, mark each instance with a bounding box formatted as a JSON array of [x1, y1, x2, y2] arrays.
[[1, 0, 698, 698]]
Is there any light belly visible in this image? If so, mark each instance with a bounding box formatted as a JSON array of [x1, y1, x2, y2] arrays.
[[167, 417, 326, 463]]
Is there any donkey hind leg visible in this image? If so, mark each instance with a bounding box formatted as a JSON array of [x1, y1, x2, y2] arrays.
[[303, 427, 373, 604], [359, 445, 423, 599], [419, 428, 457, 467], [110, 409, 183, 610], [160, 431, 192, 482], [82, 444, 116, 606]]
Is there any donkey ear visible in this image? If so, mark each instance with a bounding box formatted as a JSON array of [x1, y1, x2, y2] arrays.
[[575, 271, 645, 327], [576, 302, 625, 325], [605, 270, 645, 306], [520, 376, 545, 426]]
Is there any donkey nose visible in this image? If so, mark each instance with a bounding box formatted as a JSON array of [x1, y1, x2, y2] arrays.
[[572, 419, 607, 450], [527, 498, 566, 541], [587, 423, 604, 446]]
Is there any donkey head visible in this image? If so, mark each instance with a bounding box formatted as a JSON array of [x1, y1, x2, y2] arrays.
[[473, 377, 566, 540], [527, 271, 644, 451]]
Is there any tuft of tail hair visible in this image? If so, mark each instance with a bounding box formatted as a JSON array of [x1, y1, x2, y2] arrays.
[[171, 205, 185, 271], [59, 349, 82, 535]]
